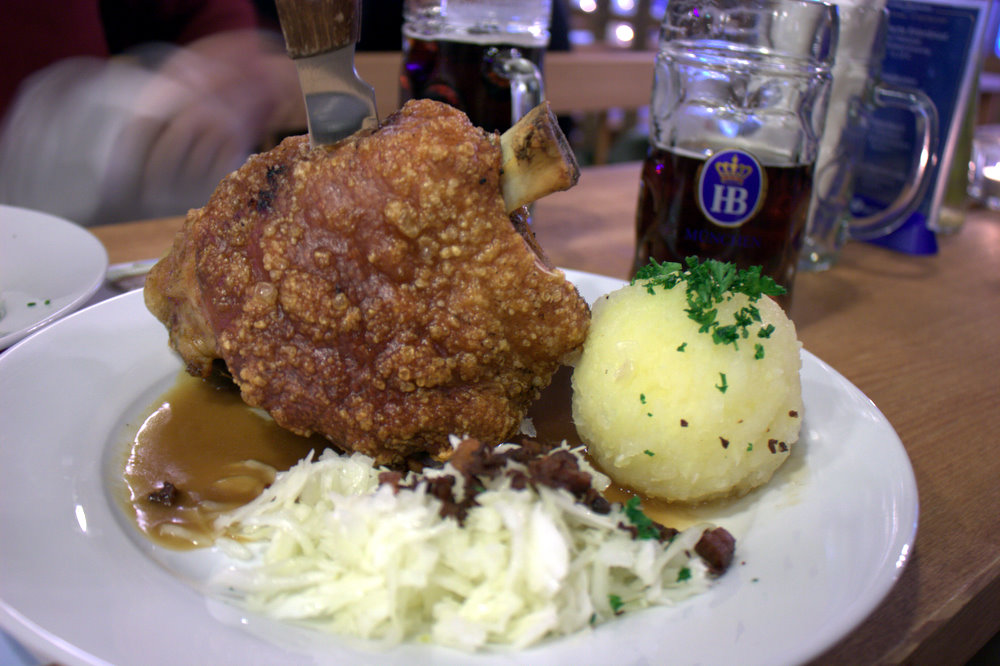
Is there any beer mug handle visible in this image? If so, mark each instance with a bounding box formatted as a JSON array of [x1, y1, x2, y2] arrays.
[[488, 48, 545, 127], [848, 83, 939, 240]]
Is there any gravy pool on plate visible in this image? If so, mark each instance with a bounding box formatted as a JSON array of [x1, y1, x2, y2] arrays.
[[122, 372, 323, 549], [121, 367, 709, 549]]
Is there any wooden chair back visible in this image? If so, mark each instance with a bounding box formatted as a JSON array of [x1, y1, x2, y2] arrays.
[[356, 50, 655, 164], [356, 50, 655, 117]]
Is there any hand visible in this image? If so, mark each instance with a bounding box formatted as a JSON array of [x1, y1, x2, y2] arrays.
[[134, 30, 303, 217], [0, 30, 304, 225]]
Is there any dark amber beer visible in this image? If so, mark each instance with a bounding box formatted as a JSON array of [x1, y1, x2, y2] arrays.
[[400, 0, 550, 133], [638, 0, 837, 309], [401, 37, 545, 133], [634, 147, 814, 307]]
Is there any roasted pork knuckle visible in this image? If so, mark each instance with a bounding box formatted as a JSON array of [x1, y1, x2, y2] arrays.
[[145, 99, 590, 465]]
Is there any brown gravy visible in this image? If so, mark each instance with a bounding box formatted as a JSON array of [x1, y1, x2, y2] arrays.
[[123, 366, 703, 549], [123, 372, 325, 549]]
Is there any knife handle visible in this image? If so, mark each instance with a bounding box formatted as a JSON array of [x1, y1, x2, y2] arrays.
[[274, 0, 361, 58]]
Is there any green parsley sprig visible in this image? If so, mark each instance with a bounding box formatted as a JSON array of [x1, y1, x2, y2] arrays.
[[623, 496, 661, 540], [631, 257, 785, 356]]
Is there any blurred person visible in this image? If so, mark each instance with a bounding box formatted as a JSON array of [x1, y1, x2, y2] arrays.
[[0, 0, 304, 226]]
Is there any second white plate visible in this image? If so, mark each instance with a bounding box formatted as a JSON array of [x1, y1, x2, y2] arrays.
[[0, 205, 108, 349]]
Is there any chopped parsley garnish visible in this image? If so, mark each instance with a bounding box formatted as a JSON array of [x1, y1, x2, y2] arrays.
[[677, 566, 692, 582], [609, 594, 624, 613], [26, 301, 36, 307], [623, 496, 660, 540], [746, 443, 753, 452], [643, 449, 655, 456], [632, 257, 785, 357], [639, 393, 646, 404], [716, 373, 728, 393], [676, 342, 687, 352], [754, 343, 765, 360]]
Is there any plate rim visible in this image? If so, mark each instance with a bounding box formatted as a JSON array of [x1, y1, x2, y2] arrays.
[[0, 204, 109, 349], [0, 274, 919, 666]]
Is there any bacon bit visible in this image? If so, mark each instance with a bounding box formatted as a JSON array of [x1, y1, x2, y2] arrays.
[[695, 527, 736, 574], [778, 441, 788, 452], [449, 437, 504, 477], [508, 469, 529, 490], [789, 410, 799, 418], [720, 437, 730, 449], [379, 437, 616, 525], [767, 439, 777, 454], [680, 419, 689, 427], [528, 449, 591, 496], [588, 494, 612, 514], [148, 481, 179, 506], [378, 470, 404, 491]]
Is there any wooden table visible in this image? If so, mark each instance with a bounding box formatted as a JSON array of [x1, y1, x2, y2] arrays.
[[91, 162, 1000, 665]]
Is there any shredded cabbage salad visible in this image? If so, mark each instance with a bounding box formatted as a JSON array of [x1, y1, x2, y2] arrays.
[[211, 442, 724, 651]]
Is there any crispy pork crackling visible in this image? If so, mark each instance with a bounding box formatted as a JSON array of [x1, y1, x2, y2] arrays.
[[144, 99, 590, 465]]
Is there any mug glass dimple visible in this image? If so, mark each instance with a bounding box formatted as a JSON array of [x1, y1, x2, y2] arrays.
[[633, 0, 837, 309], [400, 0, 551, 132], [799, 3, 938, 271]]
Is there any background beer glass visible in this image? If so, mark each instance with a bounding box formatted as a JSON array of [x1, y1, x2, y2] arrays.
[[799, 2, 938, 271], [400, 0, 551, 132], [633, 0, 837, 308]]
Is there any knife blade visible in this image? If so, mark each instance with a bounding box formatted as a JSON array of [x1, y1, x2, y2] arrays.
[[274, 0, 378, 147]]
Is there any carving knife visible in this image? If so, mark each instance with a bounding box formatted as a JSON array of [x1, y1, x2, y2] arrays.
[[274, 0, 378, 146]]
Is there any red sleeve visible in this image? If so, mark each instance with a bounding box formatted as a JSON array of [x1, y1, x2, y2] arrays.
[[163, 0, 260, 44], [0, 0, 110, 119], [0, 0, 260, 120], [100, 0, 260, 53]]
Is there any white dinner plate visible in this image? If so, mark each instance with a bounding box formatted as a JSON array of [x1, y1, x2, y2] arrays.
[[0, 271, 918, 666], [0, 205, 108, 349]]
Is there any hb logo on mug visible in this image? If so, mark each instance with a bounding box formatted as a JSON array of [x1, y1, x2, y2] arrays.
[[698, 150, 766, 227]]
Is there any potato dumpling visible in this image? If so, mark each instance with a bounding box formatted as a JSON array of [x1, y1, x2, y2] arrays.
[[571, 260, 803, 504]]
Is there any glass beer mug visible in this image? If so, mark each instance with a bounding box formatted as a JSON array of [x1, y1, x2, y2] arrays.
[[633, 0, 837, 307], [400, 0, 551, 132], [800, 1, 938, 270]]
